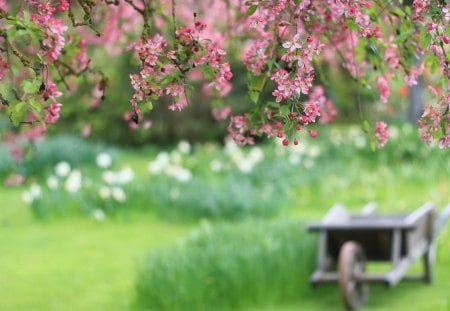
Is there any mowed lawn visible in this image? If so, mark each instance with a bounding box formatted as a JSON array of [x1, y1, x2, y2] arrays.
[[0, 188, 192, 310], [0, 178, 450, 311]]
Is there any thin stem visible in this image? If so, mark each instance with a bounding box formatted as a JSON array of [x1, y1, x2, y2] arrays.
[[171, 0, 177, 39]]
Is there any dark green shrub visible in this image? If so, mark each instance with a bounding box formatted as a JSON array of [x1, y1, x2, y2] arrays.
[[135, 219, 317, 310], [0, 134, 103, 178]]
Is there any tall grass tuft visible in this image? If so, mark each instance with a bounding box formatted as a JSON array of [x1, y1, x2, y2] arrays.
[[135, 219, 316, 310]]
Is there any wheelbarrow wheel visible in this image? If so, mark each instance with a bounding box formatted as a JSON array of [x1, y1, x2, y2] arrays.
[[338, 241, 368, 311]]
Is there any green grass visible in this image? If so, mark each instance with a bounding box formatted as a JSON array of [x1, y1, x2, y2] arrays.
[[1, 187, 449, 311], [0, 134, 449, 311], [0, 189, 192, 310]]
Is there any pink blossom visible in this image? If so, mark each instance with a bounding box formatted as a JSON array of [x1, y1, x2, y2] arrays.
[[374, 121, 389, 148], [385, 38, 400, 69], [168, 90, 188, 111], [44, 103, 62, 124], [58, 0, 69, 11], [282, 34, 302, 53], [4, 174, 25, 187], [0, 55, 9, 80], [0, 0, 8, 11], [227, 114, 255, 145], [81, 124, 91, 137], [75, 39, 89, 70], [212, 106, 232, 121], [439, 133, 450, 149], [377, 76, 390, 104]]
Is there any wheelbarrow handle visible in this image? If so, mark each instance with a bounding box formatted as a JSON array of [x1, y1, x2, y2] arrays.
[[434, 204, 450, 237]]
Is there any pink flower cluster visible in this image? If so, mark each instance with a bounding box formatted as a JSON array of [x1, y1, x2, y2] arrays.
[[374, 121, 389, 148], [40, 82, 63, 124], [419, 94, 450, 149], [129, 20, 232, 121], [227, 114, 255, 145], [377, 76, 390, 104], [26, 0, 68, 63]]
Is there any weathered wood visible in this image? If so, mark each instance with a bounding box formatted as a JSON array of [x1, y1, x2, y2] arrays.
[[385, 240, 428, 287], [308, 220, 415, 231], [404, 202, 436, 226], [323, 203, 350, 224], [435, 204, 450, 236], [311, 271, 339, 284], [361, 202, 377, 216], [338, 241, 368, 311], [391, 229, 402, 265]]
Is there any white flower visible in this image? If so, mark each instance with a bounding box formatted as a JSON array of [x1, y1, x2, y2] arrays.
[[148, 152, 170, 174], [167, 165, 192, 183], [178, 168, 193, 183], [65, 170, 82, 193], [22, 191, 33, 205], [102, 171, 115, 185], [30, 184, 42, 198], [237, 159, 253, 173], [99, 186, 111, 200], [170, 151, 182, 165], [249, 147, 264, 163], [92, 209, 105, 221], [55, 161, 71, 177], [46, 176, 59, 190], [117, 167, 134, 184], [210, 159, 223, 172], [178, 140, 191, 154], [389, 126, 400, 140], [96, 153, 112, 168], [103, 168, 134, 185], [22, 184, 42, 205], [111, 187, 126, 203]]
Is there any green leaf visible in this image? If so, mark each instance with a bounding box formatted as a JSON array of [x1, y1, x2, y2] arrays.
[[201, 65, 216, 80], [248, 73, 266, 92], [144, 101, 153, 112], [8, 101, 27, 127], [157, 75, 174, 87], [393, 29, 414, 44], [404, 6, 411, 15], [246, 5, 257, 16], [420, 27, 432, 47], [21, 79, 41, 94], [6, 27, 17, 39], [424, 53, 440, 73], [392, 7, 405, 18], [362, 120, 370, 134], [248, 91, 260, 104], [28, 98, 42, 113], [370, 140, 377, 151], [346, 20, 360, 31]]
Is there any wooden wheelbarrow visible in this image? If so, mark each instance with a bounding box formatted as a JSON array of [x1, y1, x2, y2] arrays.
[[308, 202, 450, 310]]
